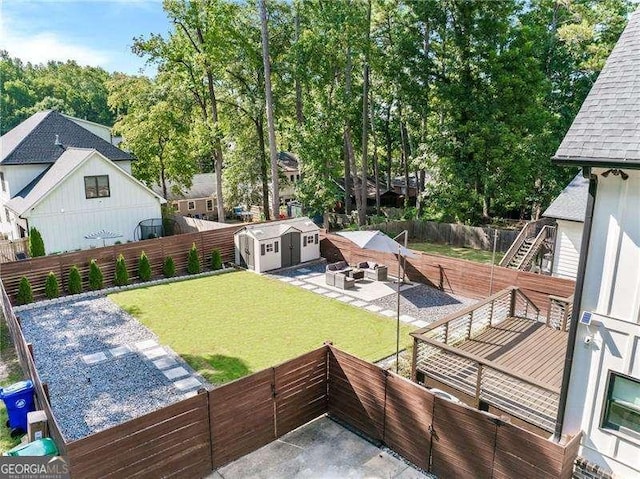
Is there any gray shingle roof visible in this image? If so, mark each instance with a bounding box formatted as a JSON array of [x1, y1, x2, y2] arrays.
[[553, 10, 640, 168], [151, 173, 217, 201], [543, 173, 589, 223], [0, 110, 133, 165]]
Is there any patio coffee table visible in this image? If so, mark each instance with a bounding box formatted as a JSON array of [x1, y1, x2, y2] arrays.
[[349, 269, 365, 280]]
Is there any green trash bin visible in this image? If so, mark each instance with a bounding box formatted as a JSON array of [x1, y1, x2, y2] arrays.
[[3, 437, 58, 456]]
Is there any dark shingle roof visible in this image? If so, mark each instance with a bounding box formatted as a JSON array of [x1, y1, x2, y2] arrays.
[[543, 173, 589, 223], [553, 10, 640, 169], [0, 110, 133, 165]]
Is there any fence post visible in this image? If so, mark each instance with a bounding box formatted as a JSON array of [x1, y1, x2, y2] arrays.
[[443, 323, 449, 345], [509, 288, 517, 317], [475, 363, 483, 408], [488, 299, 495, 327], [411, 337, 418, 381], [466, 311, 474, 340], [27, 343, 34, 360], [561, 304, 569, 332]]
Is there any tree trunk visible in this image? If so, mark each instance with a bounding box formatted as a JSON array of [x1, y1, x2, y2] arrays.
[[384, 104, 392, 190], [398, 104, 410, 209], [259, 0, 280, 220], [358, 0, 372, 226], [344, 44, 360, 218], [204, 69, 225, 223], [256, 116, 271, 220], [371, 91, 380, 215], [294, 7, 304, 126]]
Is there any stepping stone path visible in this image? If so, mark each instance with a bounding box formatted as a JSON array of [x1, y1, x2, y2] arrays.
[[82, 338, 203, 395]]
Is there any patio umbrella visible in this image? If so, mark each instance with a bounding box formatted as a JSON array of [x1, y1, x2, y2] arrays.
[[84, 229, 123, 247], [336, 230, 416, 372]]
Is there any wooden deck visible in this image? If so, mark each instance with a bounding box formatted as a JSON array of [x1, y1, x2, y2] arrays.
[[456, 317, 567, 390]]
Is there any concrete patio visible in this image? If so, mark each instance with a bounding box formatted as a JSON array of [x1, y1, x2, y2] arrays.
[[269, 263, 476, 329], [208, 416, 432, 479]]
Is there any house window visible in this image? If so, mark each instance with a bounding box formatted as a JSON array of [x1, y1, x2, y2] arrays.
[[84, 175, 110, 198], [602, 371, 640, 435], [172, 202, 179, 211], [265, 243, 274, 253], [206, 199, 213, 211], [0, 172, 5, 192], [188, 201, 196, 211], [5, 208, 10, 222], [305, 235, 314, 246]]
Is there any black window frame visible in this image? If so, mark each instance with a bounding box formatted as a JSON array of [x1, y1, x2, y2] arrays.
[[206, 199, 214, 211], [601, 370, 640, 436], [84, 175, 110, 199], [187, 200, 196, 211]]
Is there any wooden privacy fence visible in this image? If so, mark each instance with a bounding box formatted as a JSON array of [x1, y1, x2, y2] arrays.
[[321, 231, 575, 314], [0, 224, 241, 302], [0, 238, 29, 263]]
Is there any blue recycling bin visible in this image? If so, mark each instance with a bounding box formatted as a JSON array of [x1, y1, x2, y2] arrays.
[[0, 380, 35, 436]]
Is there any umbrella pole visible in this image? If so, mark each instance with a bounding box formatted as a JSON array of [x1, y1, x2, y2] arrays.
[[396, 246, 401, 374]]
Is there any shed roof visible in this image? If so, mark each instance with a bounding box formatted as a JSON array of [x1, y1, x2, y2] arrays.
[[553, 10, 640, 169], [0, 110, 133, 165], [238, 217, 319, 241], [543, 174, 589, 223]]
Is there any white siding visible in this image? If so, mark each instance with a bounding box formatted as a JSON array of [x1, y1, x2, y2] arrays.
[[552, 220, 583, 280], [67, 117, 112, 143], [3, 164, 48, 197], [26, 152, 162, 253], [300, 233, 320, 263], [255, 239, 281, 273], [564, 169, 640, 478]]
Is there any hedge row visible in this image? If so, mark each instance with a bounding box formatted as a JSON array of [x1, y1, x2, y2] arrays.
[[16, 246, 223, 305]]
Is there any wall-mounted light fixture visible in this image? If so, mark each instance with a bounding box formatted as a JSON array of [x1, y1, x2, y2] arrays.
[[601, 168, 629, 180]]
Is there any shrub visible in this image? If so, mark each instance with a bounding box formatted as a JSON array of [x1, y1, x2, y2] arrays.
[[44, 272, 60, 299], [88, 260, 103, 290], [114, 254, 129, 286], [138, 251, 152, 282], [210, 249, 222, 270], [17, 277, 33, 305], [187, 243, 200, 274], [68, 265, 82, 294], [163, 256, 175, 278], [28, 227, 45, 257]]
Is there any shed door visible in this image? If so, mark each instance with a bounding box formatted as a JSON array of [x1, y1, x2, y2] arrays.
[[239, 235, 255, 270], [281, 232, 301, 267]]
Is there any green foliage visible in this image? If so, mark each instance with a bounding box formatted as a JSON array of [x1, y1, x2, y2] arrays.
[[88, 260, 104, 291], [114, 254, 129, 286], [68, 266, 83, 294], [138, 251, 152, 282], [163, 256, 176, 278], [187, 243, 200, 275], [210, 249, 222, 270], [17, 277, 33, 305], [44, 272, 60, 299], [28, 227, 45, 257]]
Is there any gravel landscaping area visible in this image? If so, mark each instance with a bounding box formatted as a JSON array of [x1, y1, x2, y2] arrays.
[[18, 296, 207, 441]]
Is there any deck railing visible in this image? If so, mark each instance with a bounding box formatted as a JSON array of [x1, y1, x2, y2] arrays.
[[412, 287, 560, 432], [547, 293, 574, 331]]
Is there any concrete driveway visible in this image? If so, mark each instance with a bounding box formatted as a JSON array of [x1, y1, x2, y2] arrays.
[[209, 416, 431, 479]]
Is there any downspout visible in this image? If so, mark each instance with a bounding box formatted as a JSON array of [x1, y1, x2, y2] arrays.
[[553, 167, 597, 442]]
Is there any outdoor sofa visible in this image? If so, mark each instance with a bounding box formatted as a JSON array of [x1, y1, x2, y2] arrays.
[[325, 261, 355, 289], [356, 261, 388, 281]]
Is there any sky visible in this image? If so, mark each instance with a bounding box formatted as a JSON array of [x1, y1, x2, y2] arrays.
[[0, 0, 172, 75]]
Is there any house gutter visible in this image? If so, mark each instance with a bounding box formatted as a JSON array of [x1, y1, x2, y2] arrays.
[[553, 167, 597, 442]]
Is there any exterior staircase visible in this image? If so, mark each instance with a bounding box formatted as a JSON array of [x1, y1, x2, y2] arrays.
[[500, 219, 556, 272]]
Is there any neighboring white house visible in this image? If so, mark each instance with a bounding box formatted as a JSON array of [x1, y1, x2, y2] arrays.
[[543, 173, 589, 280], [0, 110, 165, 253], [553, 12, 640, 479], [234, 217, 320, 273]]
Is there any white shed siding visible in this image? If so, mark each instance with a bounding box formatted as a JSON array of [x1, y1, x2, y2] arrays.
[[564, 170, 640, 478], [255, 239, 281, 273], [26, 152, 162, 253], [552, 220, 583, 280], [300, 232, 320, 263]]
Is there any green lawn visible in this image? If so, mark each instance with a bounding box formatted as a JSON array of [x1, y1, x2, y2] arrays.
[[408, 241, 503, 264], [0, 320, 26, 453], [110, 271, 412, 384]]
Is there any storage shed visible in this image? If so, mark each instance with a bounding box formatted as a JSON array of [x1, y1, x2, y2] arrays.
[[234, 217, 320, 273]]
